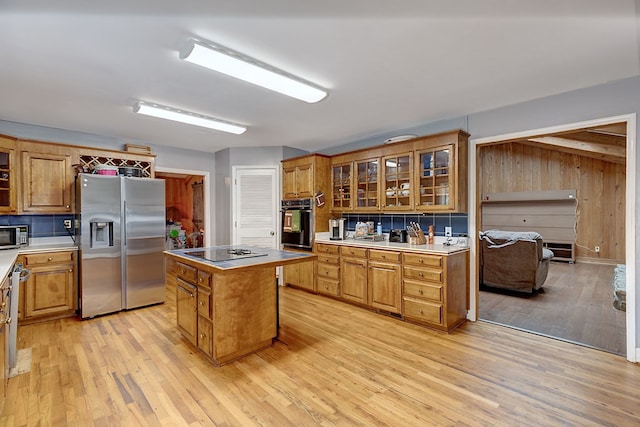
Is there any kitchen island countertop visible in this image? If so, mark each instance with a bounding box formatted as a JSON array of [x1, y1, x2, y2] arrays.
[[164, 245, 315, 271]]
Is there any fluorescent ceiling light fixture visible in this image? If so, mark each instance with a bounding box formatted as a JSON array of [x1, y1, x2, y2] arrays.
[[180, 39, 328, 103], [133, 101, 246, 135]]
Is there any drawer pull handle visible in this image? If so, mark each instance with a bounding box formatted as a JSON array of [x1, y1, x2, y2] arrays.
[[419, 259, 423, 263], [418, 289, 423, 295], [200, 333, 205, 339], [199, 301, 204, 305], [418, 272, 424, 277], [419, 309, 424, 315], [48, 257, 53, 261], [381, 254, 386, 259]]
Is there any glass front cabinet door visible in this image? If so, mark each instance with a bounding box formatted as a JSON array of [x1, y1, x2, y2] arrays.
[[382, 152, 412, 210], [0, 137, 16, 213], [415, 145, 454, 211], [355, 158, 379, 210], [331, 162, 352, 211]]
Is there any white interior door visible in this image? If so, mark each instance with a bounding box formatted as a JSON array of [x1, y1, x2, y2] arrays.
[[232, 166, 279, 248]]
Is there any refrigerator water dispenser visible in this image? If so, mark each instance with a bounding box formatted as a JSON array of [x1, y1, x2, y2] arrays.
[[91, 221, 113, 248]]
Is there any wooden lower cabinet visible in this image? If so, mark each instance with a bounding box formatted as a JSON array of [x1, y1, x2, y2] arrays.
[[340, 255, 368, 304], [197, 316, 213, 357], [167, 255, 278, 366], [176, 278, 197, 346], [315, 243, 340, 296], [18, 250, 77, 324], [311, 242, 468, 332], [368, 261, 401, 314], [402, 251, 467, 331], [282, 251, 314, 291]]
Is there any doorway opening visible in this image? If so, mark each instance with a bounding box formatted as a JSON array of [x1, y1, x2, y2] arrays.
[[469, 114, 636, 361], [156, 167, 211, 249]]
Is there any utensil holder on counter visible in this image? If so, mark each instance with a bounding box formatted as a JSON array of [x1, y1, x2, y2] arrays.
[[408, 230, 427, 245]]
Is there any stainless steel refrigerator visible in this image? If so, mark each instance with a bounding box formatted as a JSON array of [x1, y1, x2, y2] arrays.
[[76, 173, 166, 318]]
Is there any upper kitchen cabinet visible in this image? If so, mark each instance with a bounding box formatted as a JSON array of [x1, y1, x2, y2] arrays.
[[331, 162, 353, 211], [329, 129, 468, 213], [19, 141, 75, 214], [0, 135, 18, 213], [354, 158, 380, 211], [282, 154, 330, 200], [413, 130, 468, 212], [382, 152, 413, 210]]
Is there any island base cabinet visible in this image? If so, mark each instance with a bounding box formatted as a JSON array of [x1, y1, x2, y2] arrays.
[[166, 253, 280, 366], [176, 279, 197, 346], [213, 268, 276, 365], [197, 316, 213, 357]]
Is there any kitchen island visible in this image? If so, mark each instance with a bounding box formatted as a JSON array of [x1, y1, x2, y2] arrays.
[[164, 245, 315, 366]]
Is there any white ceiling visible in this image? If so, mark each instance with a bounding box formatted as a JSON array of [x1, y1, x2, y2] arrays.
[[1, 0, 639, 153]]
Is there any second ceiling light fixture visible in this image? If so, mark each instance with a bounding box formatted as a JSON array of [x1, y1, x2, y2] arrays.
[[136, 38, 327, 134]]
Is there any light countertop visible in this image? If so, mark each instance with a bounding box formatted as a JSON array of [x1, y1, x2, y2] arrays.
[[165, 245, 316, 271], [314, 232, 469, 255], [0, 236, 78, 282]]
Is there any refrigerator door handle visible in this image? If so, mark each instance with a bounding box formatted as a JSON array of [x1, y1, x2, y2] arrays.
[[123, 200, 127, 246]]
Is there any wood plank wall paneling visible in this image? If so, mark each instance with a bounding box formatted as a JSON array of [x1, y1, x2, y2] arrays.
[[478, 142, 625, 262], [162, 176, 201, 234]]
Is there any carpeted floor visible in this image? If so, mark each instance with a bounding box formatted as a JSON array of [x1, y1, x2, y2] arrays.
[[479, 262, 626, 355]]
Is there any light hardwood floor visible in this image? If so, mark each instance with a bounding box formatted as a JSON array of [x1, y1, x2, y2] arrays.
[[1, 285, 639, 426], [479, 262, 626, 355]]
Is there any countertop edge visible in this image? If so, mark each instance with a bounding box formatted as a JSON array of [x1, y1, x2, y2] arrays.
[[314, 237, 469, 255], [164, 247, 316, 271]]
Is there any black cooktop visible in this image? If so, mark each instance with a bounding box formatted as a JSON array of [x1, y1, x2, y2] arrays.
[[184, 248, 268, 262]]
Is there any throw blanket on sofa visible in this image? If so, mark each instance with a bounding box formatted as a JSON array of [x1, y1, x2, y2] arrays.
[[613, 264, 626, 312]]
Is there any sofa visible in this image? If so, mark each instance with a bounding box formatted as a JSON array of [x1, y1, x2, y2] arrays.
[[479, 230, 554, 294]]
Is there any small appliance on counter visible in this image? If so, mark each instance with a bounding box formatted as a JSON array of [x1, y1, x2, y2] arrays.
[[329, 218, 346, 240], [0, 225, 29, 249], [389, 229, 408, 243]]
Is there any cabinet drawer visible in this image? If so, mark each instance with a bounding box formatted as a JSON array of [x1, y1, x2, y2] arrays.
[[369, 249, 400, 262], [403, 265, 443, 283], [197, 316, 213, 357], [403, 297, 442, 325], [197, 271, 212, 288], [23, 251, 74, 266], [403, 252, 442, 268], [197, 287, 211, 317], [177, 262, 197, 283], [315, 243, 339, 255], [317, 263, 340, 280], [403, 280, 443, 302], [316, 277, 340, 297], [317, 254, 339, 265], [341, 246, 367, 258]]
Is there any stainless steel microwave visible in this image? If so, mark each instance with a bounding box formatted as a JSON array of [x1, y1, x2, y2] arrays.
[[0, 225, 29, 249]]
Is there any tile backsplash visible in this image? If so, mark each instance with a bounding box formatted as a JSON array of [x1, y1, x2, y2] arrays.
[[0, 214, 75, 238], [341, 212, 468, 237]]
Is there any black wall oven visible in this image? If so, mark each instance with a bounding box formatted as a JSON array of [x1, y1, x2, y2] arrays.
[[281, 198, 313, 250]]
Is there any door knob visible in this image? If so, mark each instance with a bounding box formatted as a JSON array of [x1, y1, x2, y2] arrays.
[[270, 231, 275, 236]]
